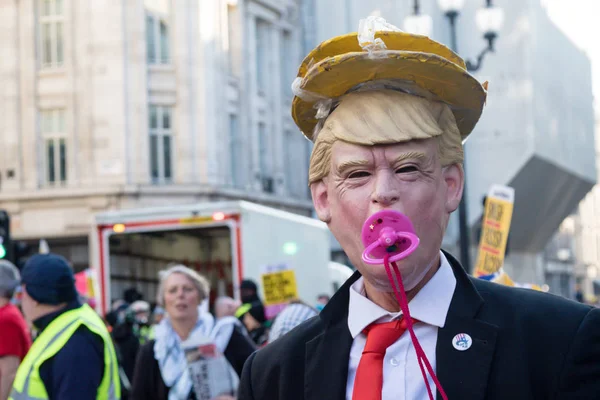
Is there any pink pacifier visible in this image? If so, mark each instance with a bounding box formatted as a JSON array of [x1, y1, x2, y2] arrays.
[[359, 209, 448, 400], [361, 209, 420, 265]]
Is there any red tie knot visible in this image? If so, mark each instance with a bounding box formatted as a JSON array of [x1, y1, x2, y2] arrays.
[[362, 318, 416, 354]]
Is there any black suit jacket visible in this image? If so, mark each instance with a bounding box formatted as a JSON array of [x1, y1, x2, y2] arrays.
[[239, 251, 600, 400]]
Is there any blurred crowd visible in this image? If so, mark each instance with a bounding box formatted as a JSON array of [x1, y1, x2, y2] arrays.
[[0, 255, 329, 400]]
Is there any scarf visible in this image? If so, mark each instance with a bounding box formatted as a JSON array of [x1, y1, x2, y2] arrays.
[[211, 316, 248, 352], [154, 308, 214, 400]]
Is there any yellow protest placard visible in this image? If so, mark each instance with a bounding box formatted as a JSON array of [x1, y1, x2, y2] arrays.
[[474, 185, 515, 277], [491, 270, 515, 287], [261, 269, 298, 306]]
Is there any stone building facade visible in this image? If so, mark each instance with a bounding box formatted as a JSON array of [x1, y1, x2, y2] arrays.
[[0, 0, 312, 268]]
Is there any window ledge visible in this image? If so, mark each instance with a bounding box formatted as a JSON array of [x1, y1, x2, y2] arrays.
[[150, 179, 174, 186], [228, 76, 240, 86], [38, 67, 67, 77], [40, 182, 70, 190], [148, 64, 175, 73]]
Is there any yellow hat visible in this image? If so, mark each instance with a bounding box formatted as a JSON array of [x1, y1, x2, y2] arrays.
[[291, 17, 488, 142]]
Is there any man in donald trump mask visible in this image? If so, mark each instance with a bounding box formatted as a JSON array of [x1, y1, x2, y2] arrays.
[[239, 17, 600, 400]]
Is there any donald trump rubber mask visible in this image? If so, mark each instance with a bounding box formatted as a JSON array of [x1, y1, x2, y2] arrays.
[[290, 16, 487, 302], [309, 89, 465, 295]]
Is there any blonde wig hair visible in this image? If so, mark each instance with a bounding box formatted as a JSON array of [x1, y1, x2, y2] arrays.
[[308, 90, 464, 185]]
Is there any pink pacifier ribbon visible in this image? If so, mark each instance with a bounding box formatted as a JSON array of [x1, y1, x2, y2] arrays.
[[361, 210, 448, 400]]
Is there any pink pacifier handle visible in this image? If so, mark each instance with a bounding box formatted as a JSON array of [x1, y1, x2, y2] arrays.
[[383, 255, 448, 400]]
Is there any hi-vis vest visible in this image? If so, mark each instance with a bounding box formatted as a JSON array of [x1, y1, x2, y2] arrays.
[[137, 324, 154, 345], [9, 304, 121, 400]]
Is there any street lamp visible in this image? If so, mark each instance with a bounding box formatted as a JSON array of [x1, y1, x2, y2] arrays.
[[437, 0, 465, 51], [469, 1, 505, 70], [437, 0, 504, 70], [403, 0, 433, 37], [404, 1, 504, 274], [437, 0, 504, 274]]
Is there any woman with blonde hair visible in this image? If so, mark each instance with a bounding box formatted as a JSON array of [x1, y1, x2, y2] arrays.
[[130, 265, 256, 400]]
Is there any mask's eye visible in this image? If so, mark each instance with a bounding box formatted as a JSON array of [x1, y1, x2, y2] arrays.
[[348, 171, 371, 179], [395, 166, 418, 174]]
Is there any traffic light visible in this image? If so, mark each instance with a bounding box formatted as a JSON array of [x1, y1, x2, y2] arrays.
[[0, 210, 11, 261]]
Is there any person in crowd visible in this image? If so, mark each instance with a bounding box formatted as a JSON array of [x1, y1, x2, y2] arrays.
[[214, 296, 241, 319], [239, 16, 600, 400], [130, 265, 255, 400], [10, 253, 121, 399], [239, 280, 261, 304], [574, 284, 585, 303], [212, 296, 256, 370], [152, 306, 165, 325], [130, 300, 152, 344], [123, 288, 143, 305], [130, 300, 150, 325], [110, 304, 140, 396], [315, 294, 330, 312], [268, 299, 318, 343], [105, 301, 130, 334], [0, 260, 31, 400], [235, 302, 268, 347]]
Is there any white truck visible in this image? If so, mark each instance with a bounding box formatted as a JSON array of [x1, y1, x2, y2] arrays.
[[89, 201, 346, 316]]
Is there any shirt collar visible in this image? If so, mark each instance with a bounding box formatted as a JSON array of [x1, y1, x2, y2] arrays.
[[347, 251, 457, 338]]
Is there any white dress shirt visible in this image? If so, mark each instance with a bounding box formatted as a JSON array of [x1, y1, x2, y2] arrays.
[[346, 252, 457, 400]]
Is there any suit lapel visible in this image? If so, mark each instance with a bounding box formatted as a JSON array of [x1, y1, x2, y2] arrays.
[[435, 251, 498, 400], [304, 271, 359, 400], [302, 254, 499, 400]]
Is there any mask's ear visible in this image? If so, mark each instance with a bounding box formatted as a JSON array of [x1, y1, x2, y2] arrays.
[[442, 164, 464, 213], [311, 180, 331, 223]]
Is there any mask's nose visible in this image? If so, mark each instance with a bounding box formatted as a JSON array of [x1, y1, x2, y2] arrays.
[[370, 170, 401, 207]]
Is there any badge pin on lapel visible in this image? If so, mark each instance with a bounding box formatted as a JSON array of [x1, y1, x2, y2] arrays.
[[452, 333, 472, 351]]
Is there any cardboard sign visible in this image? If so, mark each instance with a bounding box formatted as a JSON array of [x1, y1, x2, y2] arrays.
[[260, 264, 298, 319], [491, 270, 515, 287], [183, 337, 238, 399], [474, 185, 515, 277], [75, 269, 96, 298]]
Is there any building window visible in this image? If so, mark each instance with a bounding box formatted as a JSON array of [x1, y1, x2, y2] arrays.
[[146, 13, 170, 64], [284, 130, 295, 195], [149, 105, 173, 183], [255, 19, 270, 93], [227, 5, 240, 78], [258, 122, 273, 192], [258, 122, 268, 174], [40, 109, 67, 184], [39, 0, 64, 68], [229, 114, 243, 188], [285, 130, 308, 197], [281, 30, 294, 98]]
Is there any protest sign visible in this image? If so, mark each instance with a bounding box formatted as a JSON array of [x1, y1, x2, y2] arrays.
[[260, 264, 298, 319], [184, 337, 238, 400], [474, 185, 515, 277]]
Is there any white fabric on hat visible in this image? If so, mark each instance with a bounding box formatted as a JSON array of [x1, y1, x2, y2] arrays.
[[357, 16, 403, 53]]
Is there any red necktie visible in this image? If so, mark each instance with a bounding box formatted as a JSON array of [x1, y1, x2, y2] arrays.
[[352, 318, 415, 400]]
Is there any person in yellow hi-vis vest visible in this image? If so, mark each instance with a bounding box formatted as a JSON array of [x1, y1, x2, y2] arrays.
[[9, 253, 121, 400]]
